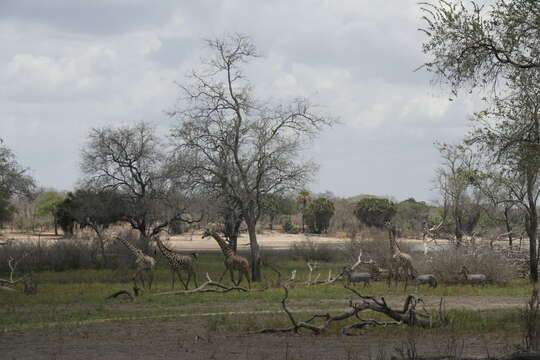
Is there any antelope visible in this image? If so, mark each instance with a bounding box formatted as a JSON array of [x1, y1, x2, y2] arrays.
[[414, 274, 438, 289], [343, 267, 371, 287], [460, 266, 487, 286]]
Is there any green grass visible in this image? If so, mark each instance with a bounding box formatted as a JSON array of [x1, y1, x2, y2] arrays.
[[0, 254, 534, 333]]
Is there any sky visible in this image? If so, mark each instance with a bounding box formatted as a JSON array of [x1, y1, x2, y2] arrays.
[[0, 0, 480, 203]]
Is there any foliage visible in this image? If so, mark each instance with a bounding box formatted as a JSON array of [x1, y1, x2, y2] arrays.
[[353, 198, 396, 229], [304, 197, 335, 234], [394, 198, 432, 236], [34, 191, 65, 234], [420, 0, 540, 94], [281, 215, 299, 234], [261, 193, 297, 230], [0, 139, 34, 224]]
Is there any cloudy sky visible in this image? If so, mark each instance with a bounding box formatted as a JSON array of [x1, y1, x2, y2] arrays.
[[0, 0, 478, 202]]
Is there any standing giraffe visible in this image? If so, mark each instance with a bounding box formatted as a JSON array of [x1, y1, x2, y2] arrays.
[[387, 225, 415, 288], [202, 229, 251, 289], [154, 237, 198, 290], [115, 236, 156, 289]]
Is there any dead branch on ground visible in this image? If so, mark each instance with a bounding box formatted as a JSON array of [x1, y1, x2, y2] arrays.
[[0, 253, 32, 292], [106, 286, 140, 301], [251, 284, 448, 335], [153, 273, 250, 295]]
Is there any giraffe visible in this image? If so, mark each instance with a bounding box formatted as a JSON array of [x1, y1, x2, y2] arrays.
[[387, 225, 416, 288], [154, 237, 198, 290], [115, 236, 156, 289], [202, 229, 251, 289]]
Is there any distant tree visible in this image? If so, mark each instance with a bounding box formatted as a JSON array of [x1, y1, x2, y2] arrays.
[[394, 198, 432, 236], [57, 189, 125, 263], [434, 143, 484, 244], [353, 198, 396, 229], [304, 198, 335, 234], [262, 194, 297, 231], [420, 0, 540, 95], [35, 191, 65, 235], [296, 190, 312, 233], [170, 35, 333, 281], [0, 139, 34, 226], [81, 122, 193, 251]]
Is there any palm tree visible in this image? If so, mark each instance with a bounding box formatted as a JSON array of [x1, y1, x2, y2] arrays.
[[296, 190, 312, 233]]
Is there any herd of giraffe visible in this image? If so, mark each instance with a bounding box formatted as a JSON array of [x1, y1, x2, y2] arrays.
[[117, 224, 420, 291], [116, 229, 251, 290]]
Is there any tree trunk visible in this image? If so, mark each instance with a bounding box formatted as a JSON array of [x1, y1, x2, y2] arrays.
[[95, 229, 107, 267], [246, 218, 261, 282], [504, 207, 513, 247], [526, 208, 538, 283]]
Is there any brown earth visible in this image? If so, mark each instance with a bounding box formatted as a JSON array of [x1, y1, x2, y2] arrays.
[[0, 295, 528, 360]]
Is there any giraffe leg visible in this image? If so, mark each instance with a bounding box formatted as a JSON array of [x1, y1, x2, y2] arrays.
[[171, 268, 176, 289], [185, 271, 191, 290], [148, 269, 154, 290], [236, 271, 244, 287], [178, 270, 188, 290], [192, 269, 198, 288], [229, 269, 236, 286], [245, 269, 251, 289], [218, 268, 228, 282]]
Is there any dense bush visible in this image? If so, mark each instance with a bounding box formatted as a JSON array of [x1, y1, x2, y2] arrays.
[[353, 198, 396, 228], [290, 239, 343, 262], [0, 230, 141, 272], [304, 198, 335, 234], [281, 215, 299, 234], [422, 246, 516, 285]]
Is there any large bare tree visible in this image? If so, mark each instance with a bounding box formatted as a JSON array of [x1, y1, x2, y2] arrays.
[[170, 34, 333, 281], [81, 122, 193, 250]]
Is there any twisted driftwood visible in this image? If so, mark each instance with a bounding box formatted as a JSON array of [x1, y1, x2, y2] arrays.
[[252, 284, 448, 335], [106, 286, 140, 301], [0, 253, 33, 293], [153, 273, 249, 295]]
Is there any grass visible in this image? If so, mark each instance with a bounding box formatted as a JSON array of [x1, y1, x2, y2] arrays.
[[0, 253, 535, 334]]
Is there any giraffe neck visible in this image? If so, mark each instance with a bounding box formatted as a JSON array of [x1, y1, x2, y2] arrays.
[[118, 237, 141, 258], [156, 238, 176, 260], [210, 232, 235, 258]]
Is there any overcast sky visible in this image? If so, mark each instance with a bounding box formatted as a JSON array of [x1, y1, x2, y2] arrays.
[[0, 0, 479, 202]]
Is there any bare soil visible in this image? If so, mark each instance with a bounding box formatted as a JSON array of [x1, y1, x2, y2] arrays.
[[0, 315, 517, 360]]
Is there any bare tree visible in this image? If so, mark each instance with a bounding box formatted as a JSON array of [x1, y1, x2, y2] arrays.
[[434, 143, 483, 244], [170, 34, 333, 281], [81, 122, 193, 250]]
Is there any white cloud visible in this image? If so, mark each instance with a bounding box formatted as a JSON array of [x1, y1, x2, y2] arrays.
[[0, 0, 479, 200]]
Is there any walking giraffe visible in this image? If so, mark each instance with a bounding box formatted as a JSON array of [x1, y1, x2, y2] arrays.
[[154, 237, 198, 290], [387, 225, 416, 288], [115, 236, 156, 289], [202, 229, 251, 289]]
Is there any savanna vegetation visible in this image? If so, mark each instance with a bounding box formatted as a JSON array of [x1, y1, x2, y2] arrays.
[[2, 1, 540, 358]]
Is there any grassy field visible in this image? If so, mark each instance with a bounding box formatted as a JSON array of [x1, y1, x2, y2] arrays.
[[0, 253, 534, 335]]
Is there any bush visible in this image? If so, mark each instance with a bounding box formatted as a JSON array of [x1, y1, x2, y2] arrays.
[[424, 246, 516, 285], [290, 239, 343, 262], [353, 198, 396, 228], [281, 216, 299, 234], [0, 230, 143, 272], [304, 198, 335, 234]]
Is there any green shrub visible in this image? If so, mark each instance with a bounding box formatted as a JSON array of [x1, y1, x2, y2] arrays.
[[304, 198, 335, 234], [353, 198, 396, 228], [281, 215, 299, 234]]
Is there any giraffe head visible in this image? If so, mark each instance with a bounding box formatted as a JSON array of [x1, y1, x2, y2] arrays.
[[201, 229, 213, 239]]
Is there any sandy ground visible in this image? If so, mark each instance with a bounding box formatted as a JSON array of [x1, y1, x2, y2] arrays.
[[1, 229, 449, 252]]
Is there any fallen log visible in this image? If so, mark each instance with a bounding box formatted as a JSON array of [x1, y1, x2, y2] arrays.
[[153, 273, 249, 296]]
